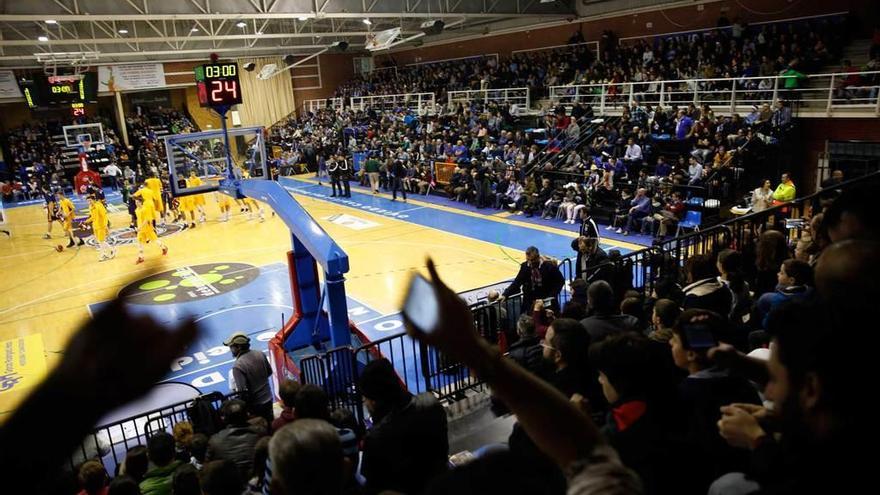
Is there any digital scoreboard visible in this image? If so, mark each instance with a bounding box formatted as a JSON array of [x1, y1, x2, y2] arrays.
[[18, 73, 98, 110], [195, 62, 243, 108]]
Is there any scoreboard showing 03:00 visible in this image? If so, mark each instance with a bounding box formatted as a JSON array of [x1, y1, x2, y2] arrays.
[[195, 62, 243, 108]]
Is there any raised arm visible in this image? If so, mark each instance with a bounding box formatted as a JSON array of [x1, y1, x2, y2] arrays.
[[406, 259, 601, 468]]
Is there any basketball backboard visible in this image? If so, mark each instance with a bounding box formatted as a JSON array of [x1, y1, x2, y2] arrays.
[[63, 123, 105, 148], [164, 126, 269, 197]]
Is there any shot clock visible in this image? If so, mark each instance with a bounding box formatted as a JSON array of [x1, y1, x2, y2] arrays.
[[195, 62, 243, 108]]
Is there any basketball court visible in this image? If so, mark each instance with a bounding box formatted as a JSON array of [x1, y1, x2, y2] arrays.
[[0, 168, 641, 418]]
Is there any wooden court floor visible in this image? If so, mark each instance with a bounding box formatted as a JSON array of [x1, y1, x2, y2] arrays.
[[0, 187, 526, 416]]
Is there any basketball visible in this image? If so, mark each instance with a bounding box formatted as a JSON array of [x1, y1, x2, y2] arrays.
[[55, 245, 64, 252]]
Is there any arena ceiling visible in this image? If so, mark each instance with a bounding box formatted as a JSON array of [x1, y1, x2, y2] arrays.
[[0, 0, 588, 68]]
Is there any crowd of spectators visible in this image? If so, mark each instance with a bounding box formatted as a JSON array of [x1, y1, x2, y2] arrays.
[[0, 109, 195, 204], [2, 180, 875, 495], [335, 15, 849, 108], [0, 117, 122, 202], [270, 86, 795, 238]]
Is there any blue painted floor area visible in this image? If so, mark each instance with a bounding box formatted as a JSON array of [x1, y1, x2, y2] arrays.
[[280, 177, 631, 261], [296, 174, 656, 248], [89, 262, 388, 401]]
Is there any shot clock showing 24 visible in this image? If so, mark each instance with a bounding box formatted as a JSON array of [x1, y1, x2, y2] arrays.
[[194, 61, 243, 108]]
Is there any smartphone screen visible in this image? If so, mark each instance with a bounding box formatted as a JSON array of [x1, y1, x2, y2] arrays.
[[403, 274, 440, 334]]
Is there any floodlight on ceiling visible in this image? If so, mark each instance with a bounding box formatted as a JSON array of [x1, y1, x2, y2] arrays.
[[118, 29, 129, 34], [38, 36, 49, 42], [298, 16, 308, 21], [362, 18, 372, 25], [236, 21, 247, 28], [45, 20, 57, 24]]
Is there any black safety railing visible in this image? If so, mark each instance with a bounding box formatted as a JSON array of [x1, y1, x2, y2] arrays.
[[71, 389, 240, 473]]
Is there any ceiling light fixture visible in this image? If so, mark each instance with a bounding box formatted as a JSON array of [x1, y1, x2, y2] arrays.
[[191, 27, 199, 32], [236, 21, 247, 28], [38, 36, 49, 42], [298, 16, 308, 21], [45, 20, 57, 25], [362, 18, 372, 25], [118, 29, 128, 34]]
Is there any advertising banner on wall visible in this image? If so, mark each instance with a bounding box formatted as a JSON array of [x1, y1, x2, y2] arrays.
[[98, 63, 167, 92], [0, 70, 23, 98]]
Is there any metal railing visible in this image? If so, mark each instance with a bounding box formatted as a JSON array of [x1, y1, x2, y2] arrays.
[[71, 389, 240, 473], [447, 87, 530, 111], [349, 92, 436, 115], [549, 71, 880, 117], [302, 97, 344, 115], [298, 291, 533, 425]]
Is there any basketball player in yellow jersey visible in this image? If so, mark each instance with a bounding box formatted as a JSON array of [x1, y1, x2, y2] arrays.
[[144, 174, 165, 224], [84, 195, 115, 261], [179, 192, 197, 229], [240, 168, 266, 222], [55, 191, 84, 248], [216, 191, 234, 222], [134, 196, 168, 264], [187, 171, 208, 223], [133, 183, 158, 226]]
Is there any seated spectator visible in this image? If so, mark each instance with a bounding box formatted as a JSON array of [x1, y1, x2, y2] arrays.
[[619, 296, 646, 331], [199, 460, 243, 495], [507, 314, 546, 378], [359, 358, 448, 494], [245, 437, 271, 495], [669, 309, 761, 493], [189, 434, 208, 470], [207, 399, 264, 480], [755, 259, 814, 328], [120, 445, 149, 483], [78, 460, 109, 495], [649, 298, 679, 343], [172, 421, 194, 463], [716, 249, 752, 324], [682, 254, 733, 318], [293, 385, 359, 466], [618, 187, 651, 236], [580, 280, 639, 341], [269, 419, 345, 495], [646, 190, 684, 237], [590, 333, 666, 493], [107, 476, 140, 495], [171, 464, 200, 495], [141, 432, 184, 495], [687, 156, 703, 185], [272, 380, 302, 433], [751, 230, 790, 296]]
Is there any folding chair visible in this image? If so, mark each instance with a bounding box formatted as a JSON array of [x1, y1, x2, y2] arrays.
[[675, 209, 702, 237]]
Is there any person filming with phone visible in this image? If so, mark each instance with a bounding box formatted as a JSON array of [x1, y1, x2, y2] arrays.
[[501, 246, 565, 313]]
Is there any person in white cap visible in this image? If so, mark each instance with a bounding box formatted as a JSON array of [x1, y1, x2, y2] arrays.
[[224, 332, 274, 427]]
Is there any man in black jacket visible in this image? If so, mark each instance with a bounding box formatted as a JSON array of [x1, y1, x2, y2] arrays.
[[390, 160, 407, 202], [206, 400, 264, 480], [359, 359, 448, 495], [506, 314, 547, 378], [571, 236, 612, 285], [501, 246, 565, 313]]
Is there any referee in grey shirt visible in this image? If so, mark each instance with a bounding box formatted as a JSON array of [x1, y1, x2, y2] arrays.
[[224, 332, 274, 428]]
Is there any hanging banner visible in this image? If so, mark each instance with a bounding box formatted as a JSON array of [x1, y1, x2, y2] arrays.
[[352, 151, 367, 172], [0, 70, 23, 98], [98, 63, 167, 92]]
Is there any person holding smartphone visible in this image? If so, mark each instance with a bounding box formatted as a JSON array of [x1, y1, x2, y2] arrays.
[[668, 309, 761, 494]]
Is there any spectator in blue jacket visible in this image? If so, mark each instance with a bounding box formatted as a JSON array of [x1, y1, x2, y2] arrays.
[[619, 188, 651, 235], [755, 259, 814, 328]]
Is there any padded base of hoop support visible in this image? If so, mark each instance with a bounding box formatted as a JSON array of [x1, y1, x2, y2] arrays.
[[74, 170, 102, 195]]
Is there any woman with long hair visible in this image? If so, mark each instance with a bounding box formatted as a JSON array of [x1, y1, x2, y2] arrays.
[[752, 229, 789, 297]]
